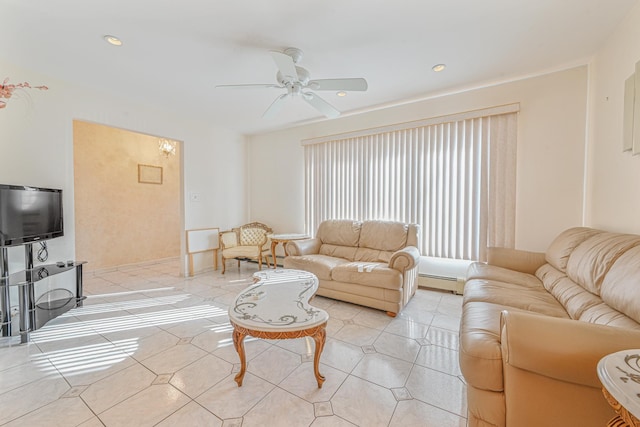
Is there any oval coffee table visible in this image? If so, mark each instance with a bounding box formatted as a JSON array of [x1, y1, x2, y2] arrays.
[[228, 269, 329, 388]]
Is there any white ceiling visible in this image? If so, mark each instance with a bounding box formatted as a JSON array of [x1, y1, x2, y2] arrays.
[[2, 0, 637, 135]]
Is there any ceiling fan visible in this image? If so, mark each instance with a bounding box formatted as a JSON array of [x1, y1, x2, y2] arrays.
[[215, 47, 368, 119]]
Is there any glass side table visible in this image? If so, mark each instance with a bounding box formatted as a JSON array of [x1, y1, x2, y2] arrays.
[[597, 349, 640, 427]]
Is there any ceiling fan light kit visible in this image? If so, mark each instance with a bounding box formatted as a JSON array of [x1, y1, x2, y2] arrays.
[[216, 47, 368, 119]]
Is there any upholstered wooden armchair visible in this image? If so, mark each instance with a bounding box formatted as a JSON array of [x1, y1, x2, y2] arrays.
[[219, 222, 273, 274]]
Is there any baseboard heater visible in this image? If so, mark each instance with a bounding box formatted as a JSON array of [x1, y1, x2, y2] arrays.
[[418, 274, 464, 295]]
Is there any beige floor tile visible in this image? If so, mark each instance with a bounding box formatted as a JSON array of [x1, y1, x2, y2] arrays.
[[80, 363, 156, 414], [196, 372, 275, 419], [78, 416, 108, 427], [242, 387, 315, 427], [318, 338, 364, 373], [390, 398, 467, 427], [190, 324, 235, 352], [333, 324, 381, 347], [0, 357, 58, 395], [351, 353, 414, 388], [325, 301, 363, 320], [140, 342, 207, 374], [3, 397, 94, 427], [98, 384, 190, 426], [425, 326, 460, 351], [310, 415, 357, 426], [37, 339, 138, 387], [275, 336, 316, 355], [0, 375, 70, 425], [384, 317, 431, 339], [414, 344, 462, 376], [170, 354, 233, 398], [352, 309, 394, 330], [163, 318, 217, 338], [155, 401, 222, 427], [213, 335, 272, 364], [112, 329, 179, 361], [373, 331, 422, 363], [406, 364, 467, 417], [247, 345, 301, 384], [331, 375, 397, 426], [279, 362, 348, 403], [325, 317, 345, 336], [398, 304, 438, 325], [432, 313, 462, 332]]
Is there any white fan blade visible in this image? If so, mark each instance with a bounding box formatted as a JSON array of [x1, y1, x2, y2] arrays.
[[307, 78, 368, 91], [303, 93, 340, 118], [270, 51, 299, 81], [216, 84, 281, 89], [262, 94, 289, 118]]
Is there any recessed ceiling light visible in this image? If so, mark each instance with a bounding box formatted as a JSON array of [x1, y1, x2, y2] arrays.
[[104, 35, 123, 46], [336, 91, 347, 97], [432, 64, 446, 72]]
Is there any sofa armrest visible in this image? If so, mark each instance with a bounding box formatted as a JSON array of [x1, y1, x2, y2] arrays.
[[501, 310, 640, 388], [285, 238, 321, 256], [389, 246, 420, 272], [486, 247, 546, 275]]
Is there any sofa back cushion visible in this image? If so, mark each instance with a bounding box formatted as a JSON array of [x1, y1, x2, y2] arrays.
[[600, 245, 640, 324], [359, 220, 409, 252], [566, 232, 640, 295], [354, 220, 415, 263], [318, 220, 362, 261], [545, 227, 601, 273]]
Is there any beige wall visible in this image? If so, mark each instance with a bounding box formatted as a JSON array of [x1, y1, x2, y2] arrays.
[[586, 1, 640, 234], [247, 66, 589, 253], [73, 121, 181, 270]]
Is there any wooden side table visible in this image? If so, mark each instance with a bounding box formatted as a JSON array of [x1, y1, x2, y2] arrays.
[[269, 233, 309, 268], [597, 349, 640, 427]]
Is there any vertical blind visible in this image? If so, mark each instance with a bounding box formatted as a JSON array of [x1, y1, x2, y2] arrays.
[[303, 105, 518, 261]]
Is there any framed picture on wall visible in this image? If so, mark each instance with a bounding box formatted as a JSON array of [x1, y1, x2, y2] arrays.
[[138, 164, 163, 184]]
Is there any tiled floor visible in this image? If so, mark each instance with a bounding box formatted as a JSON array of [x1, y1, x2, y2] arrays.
[[0, 259, 467, 427]]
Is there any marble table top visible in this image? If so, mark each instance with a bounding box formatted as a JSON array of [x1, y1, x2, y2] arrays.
[[597, 349, 640, 420], [228, 269, 328, 333], [269, 233, 310, 241]]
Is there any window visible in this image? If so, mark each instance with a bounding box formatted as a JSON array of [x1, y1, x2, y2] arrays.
[[303, 104, 518, 261]]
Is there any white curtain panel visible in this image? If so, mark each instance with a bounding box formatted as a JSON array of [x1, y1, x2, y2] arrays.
[[304, 105, 518, 261]]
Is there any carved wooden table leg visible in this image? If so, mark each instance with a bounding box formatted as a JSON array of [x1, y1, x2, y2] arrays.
[[270, 240, 278, 269], [602, 387, 640, 427], [312, 324, 327, 388], [232, 327, 247, 386]]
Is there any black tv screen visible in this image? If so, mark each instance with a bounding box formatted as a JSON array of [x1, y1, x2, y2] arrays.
[[0, 185, 64, 247]]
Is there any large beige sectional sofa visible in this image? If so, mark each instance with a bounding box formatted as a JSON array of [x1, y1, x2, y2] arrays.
[[283, 219, 421, 316], [460, 227, 640, 427]]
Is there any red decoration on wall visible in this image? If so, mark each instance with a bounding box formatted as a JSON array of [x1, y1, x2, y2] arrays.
[[0, 78, 48, 109]]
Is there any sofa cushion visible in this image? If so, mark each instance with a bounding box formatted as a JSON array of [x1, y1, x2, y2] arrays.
[[359, 220, 408, 251], [353, 247, 393, 263], [566, 232, 640, 295], [537, 264, 603, 320], [319, 244, 358, 261], [468, 263, 542, 288], [464, 279, 570, 318], [600, 245, 640, 325], [545, 227, 601, 273], [332, 262, 402, 290], [283, 254, 349, 281], [317, 220, 362, 246]]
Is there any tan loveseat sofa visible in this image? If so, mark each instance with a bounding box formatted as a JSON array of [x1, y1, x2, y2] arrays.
[[283, 219, 420, 316], [460, 227, 640, 427]]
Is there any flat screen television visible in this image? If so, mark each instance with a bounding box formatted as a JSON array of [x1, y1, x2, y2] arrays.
[[0, 184, 64, 247]]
